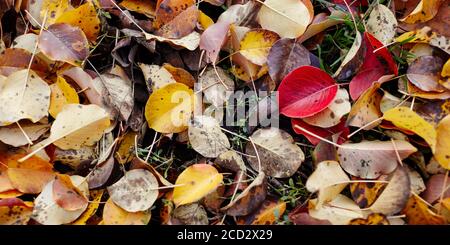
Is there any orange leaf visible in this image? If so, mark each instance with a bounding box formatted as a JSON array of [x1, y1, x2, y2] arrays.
[[53, 174, 88, 211]]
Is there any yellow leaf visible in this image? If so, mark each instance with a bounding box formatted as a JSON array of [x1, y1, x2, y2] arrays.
[[102, 198, 151, 225], [198, 10, 214, 29], [41, 0, 70, 26], [383, 107, 437, 152], [402, 194, 446, 224], [349, 213, 390, 225], [257, 0, 312, 38], [395, 27, 450, 54], [145, 83, 194, 133], [442, 58, 450, 77], [55, 2, 101, 42], [400, 0, 444, 24], [73, 189, 104, 225], [120, 0, 156, 18], [49, 76, 79, 118], [162, 63, 195, 88], [172, 164, 223, 206], [435, 115, 450, 169], [115, 131, 138, 165], [19, 104, 110, 162], [239, 29, 279, 66]]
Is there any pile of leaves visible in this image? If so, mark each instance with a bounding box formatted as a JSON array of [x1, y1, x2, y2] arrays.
[[0, 0, 449, 225]]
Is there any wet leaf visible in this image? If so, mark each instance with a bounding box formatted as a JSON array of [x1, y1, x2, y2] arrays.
[[188, 116, 230, 158]]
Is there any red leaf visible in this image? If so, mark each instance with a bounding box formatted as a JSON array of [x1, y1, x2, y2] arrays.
[[349, 32, 398, 100], [291, 119, 349, 145], [278, 66, 338, 118]]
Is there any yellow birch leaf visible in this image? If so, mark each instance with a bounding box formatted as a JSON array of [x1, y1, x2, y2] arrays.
[[172, 164, 223, 206]]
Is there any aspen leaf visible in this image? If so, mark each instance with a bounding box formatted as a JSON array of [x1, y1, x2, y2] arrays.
[[55, 2, 101, 42], [139, 63, 176, 90], [400, 0, 444, 24], [434, 115, 450, 169], [144, 83, 194, 133], [245, 128, 305, 178], [0, 69, 50, 126], [309, 194, 363, 225], [155, 5, 198, 39], [188, 116, 230, 158], [32, 175, 89, 225], [172, 164, 223, 206], [366, 4, 397, 45], [383, 107, 437, 152], [1, 153, 54, 194], [19, 104, 111, 162], [0, 122, 49, 147], [257, 0, 312, 38], [107, 169, 159, 212], [102, 198, 151, 225], [239, 29, 280, 66], [350, 177, 387, 208], [49, 76, 79, 118], [154, 0, 195, 28], [407, 55, 445, 92], [198, 67, 235, 107], [163, 63, 196, 88], [143, 31, 200, 51], [346, 82, 383, 130], [53, 174, 88, 211], [38, 23, 89, 66]]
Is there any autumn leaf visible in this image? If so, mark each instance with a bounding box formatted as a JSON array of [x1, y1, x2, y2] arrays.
[[102, 198, 151, 225], [172, 164, 223, 206], [55, 2, 101, 42]]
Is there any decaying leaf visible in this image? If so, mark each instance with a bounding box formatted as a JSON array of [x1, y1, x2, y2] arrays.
[[188, 116, 230, 158], [402, 194, 446, 225], [237, 198, 286, 225], [435, 115, 450, 169], [366, 4, 397, 45], [239, 29, 280, 66], [309, 194, 363, 225], [221, 172, 267, 216], [199, 67, 235, 107], [107, 169, 158, 212], [49, 76, 79, 118], [346, 82, 383, 130], [0, 122, 49, 147], [349, 213, 390, 225], [0, 198, 33, 225], [245, 128, 304, 178], [171, 203, 209, 225], [55, 2, 101, 42], [53, 174, 88, 211]]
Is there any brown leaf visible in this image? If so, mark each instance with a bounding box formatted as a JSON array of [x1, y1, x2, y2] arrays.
[[52, 174, 88, 211]]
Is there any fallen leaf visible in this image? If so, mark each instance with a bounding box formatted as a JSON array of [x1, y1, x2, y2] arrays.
[[53, 174, 88, 211], [369, 166, 411, 215], [0, 48, 49, 76], [107, 169, 159, 212], [267, 38, 311, 84], [237, 198, 286, 225], [257, 0, 312, 38], [188, 116, 230, 158], [0, 198, 33, 225], [0, 122, 49, 147], [292, 118, 349, 145], [156, 5, 198, 39], [154, 0, 195, 28], [221, 172, 267, 216], [239, 29, 279, 66], [245, 128, 305, 178], [55, 2, 101, 42], [402, 194, 446, 224], [383, 107, 437, 152], [1, 153, 55, 194], [303, 88, 351, 128], [278, 66, 338, 118], [163, 63, 196, 88], [144, 83, 194, 133], [333, 32, 365, 80], [0, 69, 50, 126], [49, 76, 79, 118], [366, 4, 397, 45], [407, 55, 445, 92], [346, 82, 383, 130], [309, 194, 363, 225], [349, 213, 390, 225], [350, 177, 387, 208], [338, 140, 417, 179], [198, 67, 235, 107], [400, 0, 444, 24], [120, 0, 156, 18], [422, 174, 450, 204], [73, 189, 104, 225], [38, 23, 89, 66], [32, 175, 89, 225], [435, 114, 450, 169], [306, 161, 350, 206], [172, 164, 223, 206], [102, 198, 151, 225]]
